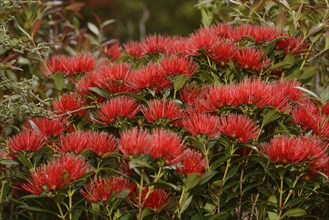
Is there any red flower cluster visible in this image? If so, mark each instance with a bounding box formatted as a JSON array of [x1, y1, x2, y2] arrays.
[[7, 130, 45, 154], [173, 148, 206, 175], [52, 93, 87, 116], [206, 79, 302, 112], [97, 96, 140, 124], [24, 117, 67, 137], [141, 188, 172, 210], [81, 176, 135, 203], [119, 128, 185, 163], [56, 131, 117, 156], [22, 156, 90, 194], [95, 63, 133, 93], [292, 99, 329, 139], [142, 99, 184, 124], [42, 54, 96, 77], [218, 114, 259, 143], [261, 136, 328, 172]]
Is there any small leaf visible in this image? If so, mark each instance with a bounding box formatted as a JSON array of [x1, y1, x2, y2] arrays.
[[17, 24, 32, 40], [282, 208, 306, 217], [300, 66, 318, 80], [0, 159, 19, 165], [179, 195, 193, 215], [89, 87, 112, 98], [186, 173, 201, 190], [276, 10, 286, 31], [295, 86, 320, 100], [199, 171, 218, 185], [87, 22, 100, 36], [129, 158, 154, 170], [262, 109, 280, 127], [16, 152, 33, 169], [209, 212, 229, 220], [54, 72, 65, 91], [307, 23, 324, 37], [174, 74, 188, 96]]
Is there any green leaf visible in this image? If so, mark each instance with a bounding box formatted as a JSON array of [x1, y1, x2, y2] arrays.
[[54, 72, 65, 91], [262, 109, 280, 127], [186, 173, 201, 190], [18, 205, 58, 215], [209, 212, 229, 220], [282, 208, 306, 217], [199, 171, 218, 185], [16, 152, 33, 169], [89, 87, 112, 98], [129, 158, 154, 170], [300, 66, 318, 80], [0, 159, 19, 165], [179, 195, 193, 215], [174, 74, 188, 97], [226, 165, 240, 180]]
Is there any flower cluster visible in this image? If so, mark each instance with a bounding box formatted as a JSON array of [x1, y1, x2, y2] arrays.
[[5, 23, 326, 220]]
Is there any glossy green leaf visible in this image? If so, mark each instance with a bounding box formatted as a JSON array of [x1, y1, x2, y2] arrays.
[[282, 208, 306, 217], [186, 173, 201, 190], [262, 109, 280, 127], [89, 87, 112, 98]]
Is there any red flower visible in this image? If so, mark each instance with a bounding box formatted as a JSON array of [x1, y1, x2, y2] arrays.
[[104, 41, 122, 61], [86, 131, 117, 157], [322, 101, 329, 116], [179, 84, 203, 106], [234, 48, 270, 71], [53, 93, 87, 116], [230, 79, 272, 108], [97, 96, 140, 124], [160, 56, 198, 78], [206, 85, 232, 111], [166, 36, 190, 55], [208, 40, 237, 67], [261, 136, 328, 172], [218, 114, 259, 143], [119, 127, 151, 156], [123, 41, 144, 57], [227, 24, 253, 41], [142, 34, 171, 54], [276, 35, 307, 54], [251, 26, 281, 44], [142, 189, 172, 210], [149, 128, 185, 163], [96, 64, 133, 93], [76, 72, 98, 95], [25, 117, 67, 137], [22, 156, 90, 194], [174, 148, 206, 175], [127, 63, 171, 92], [215, 23, 232, 38], [142, 99, 184, 124], [7, 131, 45, 154], [56, 132, 88, 154], [42, 54, 96, 76], [291, 99, 320, 132], [81, 176, 135, 203], [188, 27, 218, 56], [182, 113, 221, 138]]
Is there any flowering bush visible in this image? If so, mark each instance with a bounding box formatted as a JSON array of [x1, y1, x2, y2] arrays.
[[1, 23, 329, 220]]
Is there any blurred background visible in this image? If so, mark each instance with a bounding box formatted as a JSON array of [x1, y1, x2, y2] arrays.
[[81, 0, 201, 42]]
